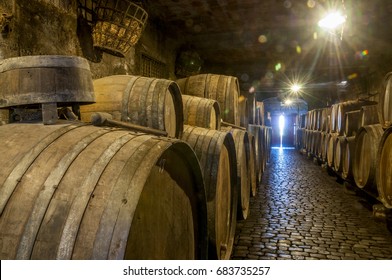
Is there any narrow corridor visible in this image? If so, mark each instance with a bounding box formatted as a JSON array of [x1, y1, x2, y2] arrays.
[[232, 148, 392, 260]]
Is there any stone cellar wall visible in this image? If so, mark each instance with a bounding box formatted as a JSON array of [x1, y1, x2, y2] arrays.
[[0, 0, 178, 79]]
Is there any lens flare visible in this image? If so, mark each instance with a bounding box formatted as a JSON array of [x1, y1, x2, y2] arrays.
[[348, 73, 358, 80], [258, 35, 268, 43], [307, 0, 316, 8], [318, 12, 346, 30], [291, 84, 301, 93]]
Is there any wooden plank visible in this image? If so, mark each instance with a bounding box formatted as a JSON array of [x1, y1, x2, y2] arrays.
[[0, 123, 80, 215], [55, 132, 134, 259], [16, 127, 110, 259]]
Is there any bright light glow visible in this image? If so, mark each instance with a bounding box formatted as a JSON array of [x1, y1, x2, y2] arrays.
[[280, 72, 310, 100], [284, 99, 293, 105], [307, 0, 316, 8], [279, 115, 285, 147], [339, 80, 348, 86], [318, 12, 346, 30], [348, 73, 358, 80], [258, 35, 268, 43], [279, 115, 285, 136], [291, 84, 301, 93], [275, 63, 282, 71]]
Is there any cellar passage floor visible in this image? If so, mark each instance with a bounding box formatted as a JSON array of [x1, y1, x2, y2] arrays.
[[232, 148, 392, 260]]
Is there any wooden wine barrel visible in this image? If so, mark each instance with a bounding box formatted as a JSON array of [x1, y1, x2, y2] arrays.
[[245, 92, 256, 125], [221, 127, 250, 220], [309, 130, 316, 155], [248, 124, 264, 185], [353, 124, 384, 189], [0, 122, 207, 260], [265, 126, 272, 163], [80, 75, 183, 138], [380, 72, 392, 128], [330, 104, 339, 133], [296, 128, 303, 150], [376, 127, 392, 208], [299, 128, 307, 151], [181, 125, 237, 260], [310, 110, 316, 131], [320, 107, 331, 132], [0, 55, 95, 108], [336, 100, 377, 135], [314, 130, 322, 157], [326, 115, 331, 133], [302, 129, 307, 151], [310, 130, 316, 155], [260, 125, 268, 172], [327, 133, 338, 168], [182, 95, 221, 130], [320, 132, 329, 162], [177, 74, 240, 126], [341, 136, 356, 181], [256, 106, 263, 125], [308, 130, 314, 154], [344, 110, 361, 137], [256, 102, 265, 126], [304, 129, 311, 152], [248, 133, 257, 197], [334, 136, 346, 173], [309, 130, 315, 154], [315, 109, 323, 131], [312, 131, 317, 155], [307, 110, 313, 130], [300, 113, 307, 129], [361, 104, 380, 127], [308, 110, 315, 130], [301, 128, 307, 150], [306, 111, 312, 130], [239, 95, 249, 128]]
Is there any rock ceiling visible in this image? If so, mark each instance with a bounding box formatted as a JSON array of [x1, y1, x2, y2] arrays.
[[145, 0, 392, 106]]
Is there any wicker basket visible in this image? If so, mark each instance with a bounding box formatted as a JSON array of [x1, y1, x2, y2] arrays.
[[92, 0, 148, 57]]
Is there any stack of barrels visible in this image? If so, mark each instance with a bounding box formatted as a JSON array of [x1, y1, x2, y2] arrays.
[[75, 73, 244, 260], [376, 72, 392, 209], [297, 72, 392, 210], [0, 56, 271, 260], [0, 56, 208, 260], [297, 107, 331, 162], [176, 74, 272, 258]]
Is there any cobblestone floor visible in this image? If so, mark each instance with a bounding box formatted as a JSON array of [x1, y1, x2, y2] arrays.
[[231, 148, 392, 260]]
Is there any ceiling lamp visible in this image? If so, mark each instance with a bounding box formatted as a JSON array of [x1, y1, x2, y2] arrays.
[[290, 84, 301, 93], [318, 12, 346, 30]]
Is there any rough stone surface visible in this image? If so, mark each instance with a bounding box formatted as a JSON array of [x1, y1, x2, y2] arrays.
[[231, 148, 392, 260], [0, 1, 177, 79]]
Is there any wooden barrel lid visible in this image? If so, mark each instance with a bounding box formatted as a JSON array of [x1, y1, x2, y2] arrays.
[[0, 55, 95, 108]]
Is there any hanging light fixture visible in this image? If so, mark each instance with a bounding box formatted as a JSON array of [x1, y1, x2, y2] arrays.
[[317, 0, 347, 40], [318, 12, 346, 30]]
